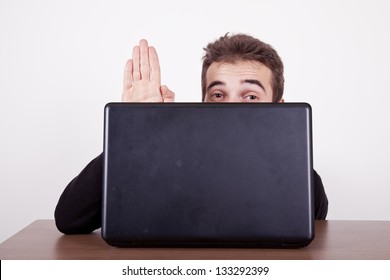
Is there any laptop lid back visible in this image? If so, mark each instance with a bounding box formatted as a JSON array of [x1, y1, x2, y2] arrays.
[[102, 103, 314, 247]]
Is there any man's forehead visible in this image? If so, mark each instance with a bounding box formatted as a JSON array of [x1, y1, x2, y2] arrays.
[[206, 60, 273, 85], [207, 79, 266, 92]]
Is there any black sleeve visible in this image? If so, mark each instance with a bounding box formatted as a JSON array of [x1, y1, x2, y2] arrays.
[[54, 153, 103, 234], [313, 169, 329, 220]]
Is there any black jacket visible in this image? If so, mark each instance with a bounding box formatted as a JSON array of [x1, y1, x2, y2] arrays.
[[55, 153, 329, 234]]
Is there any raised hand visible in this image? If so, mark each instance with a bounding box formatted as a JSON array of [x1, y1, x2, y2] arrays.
[[122, 39, 174, 102]]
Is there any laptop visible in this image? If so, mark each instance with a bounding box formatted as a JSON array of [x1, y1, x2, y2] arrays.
[[102, 103, 315, 247]]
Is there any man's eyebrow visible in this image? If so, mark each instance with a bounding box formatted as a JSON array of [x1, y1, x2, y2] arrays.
[[206, 80, 225, 92], [242, 79, 266, 91]]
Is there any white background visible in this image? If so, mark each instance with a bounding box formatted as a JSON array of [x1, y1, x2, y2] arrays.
[[0, 0, 389, 243]]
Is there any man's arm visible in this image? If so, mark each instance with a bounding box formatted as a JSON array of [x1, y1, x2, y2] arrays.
[[313, 170, 329, 220], [55, 153, 103, 234]]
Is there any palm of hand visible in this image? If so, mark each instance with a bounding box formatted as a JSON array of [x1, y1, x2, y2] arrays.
[[122, 39, 174, 103]]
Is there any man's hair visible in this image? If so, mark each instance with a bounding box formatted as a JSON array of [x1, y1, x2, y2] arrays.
[[201, 33, 284, 102]]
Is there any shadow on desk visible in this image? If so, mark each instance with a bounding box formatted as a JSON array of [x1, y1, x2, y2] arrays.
[[0, 220, 389, 260]]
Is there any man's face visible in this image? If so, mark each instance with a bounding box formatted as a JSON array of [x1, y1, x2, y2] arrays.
[[204, 60, 283, 103]]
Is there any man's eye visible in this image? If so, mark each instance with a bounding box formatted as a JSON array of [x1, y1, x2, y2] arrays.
[[244, 95, 259, 101], [212, 92, 224, 99]]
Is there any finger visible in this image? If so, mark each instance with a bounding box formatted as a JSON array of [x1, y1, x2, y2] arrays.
[[149, 46, 161, 84], [132, 45, 141, 81], [123, 59, 133, 91], [139, 39, 150, 81], [161, 85, 175, 103]]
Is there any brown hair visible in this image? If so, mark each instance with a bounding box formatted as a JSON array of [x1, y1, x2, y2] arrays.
[[201, 33, 284, 102]]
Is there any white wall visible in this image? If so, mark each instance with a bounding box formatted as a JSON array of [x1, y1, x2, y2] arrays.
[[1, 0, 389, 243]]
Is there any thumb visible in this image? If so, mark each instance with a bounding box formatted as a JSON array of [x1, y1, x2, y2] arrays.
[[161, 85, 175, 103]]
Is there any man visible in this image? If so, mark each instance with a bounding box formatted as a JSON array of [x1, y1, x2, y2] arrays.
[[55, 34, 328, 234]]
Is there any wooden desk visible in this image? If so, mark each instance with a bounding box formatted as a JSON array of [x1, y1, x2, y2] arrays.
[[0, 220, 389, 259]]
